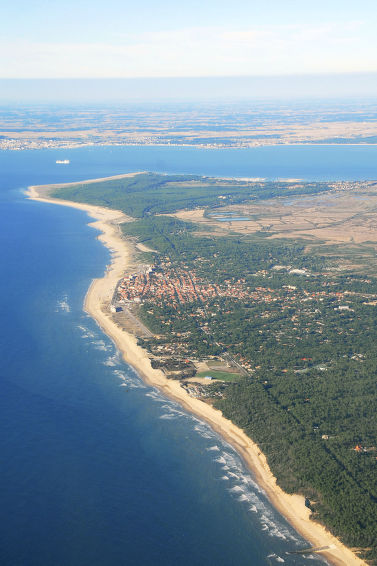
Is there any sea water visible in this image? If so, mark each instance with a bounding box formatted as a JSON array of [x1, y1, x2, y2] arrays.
[[2, 144, 376, 566]]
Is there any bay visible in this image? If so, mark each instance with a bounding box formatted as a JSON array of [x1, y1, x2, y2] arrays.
[[2, 143, 376, 566]]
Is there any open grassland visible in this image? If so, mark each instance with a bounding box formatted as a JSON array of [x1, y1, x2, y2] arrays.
[[173, 180, 377, 277]]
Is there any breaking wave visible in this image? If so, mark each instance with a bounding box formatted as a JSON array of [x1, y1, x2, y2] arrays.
[[207, 445, 220, 452], [210, 445, 303, 545], [103, 351, 121, 367], [91, 339, 110, 352], [113, 368, 146, 389], [56, 294, 71, 313], [267, 554, 285, 563], [159, 404, 188, 421], [76, 324, 95, 339]]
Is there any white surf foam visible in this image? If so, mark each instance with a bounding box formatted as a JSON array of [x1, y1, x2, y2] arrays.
[[229, 485, 244, 493], [56, 294, 71, 313], [228, 471, 240, 479], [192, 421, 217, 440], [113, 369, 146, 389], [267, 554, 285, 563], [159, 404, 188, 420], [77, 324, 95, 339], [159, 413, 177, 420], [145, 391, 166, 403], [91, 339, 110, 351], [238, 494, 250, 502], [209, 443, 302, 545], [103, 351, 121, 367], [207, 445, 221, 452]]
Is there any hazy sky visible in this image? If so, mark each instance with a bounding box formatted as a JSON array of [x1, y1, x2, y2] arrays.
[[2, 0, 377, 78]]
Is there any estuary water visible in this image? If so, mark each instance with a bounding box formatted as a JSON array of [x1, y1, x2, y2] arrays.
[[1, 144, 376, 566]]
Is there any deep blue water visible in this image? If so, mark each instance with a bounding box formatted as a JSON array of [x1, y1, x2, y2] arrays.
[[2, 144, 376, 566]]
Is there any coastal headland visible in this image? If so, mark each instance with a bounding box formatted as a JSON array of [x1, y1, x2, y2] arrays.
[[27, 176, 369, 566]]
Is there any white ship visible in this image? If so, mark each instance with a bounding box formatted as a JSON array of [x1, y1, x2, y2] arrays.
[[56, 159, 70, 164]]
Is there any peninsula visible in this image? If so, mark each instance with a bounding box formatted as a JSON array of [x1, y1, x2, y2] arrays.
[[28, 172, 377, 566]]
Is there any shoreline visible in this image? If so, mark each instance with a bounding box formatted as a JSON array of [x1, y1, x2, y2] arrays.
[[5, 141, 377, 152], [27, 179, 368, 566]]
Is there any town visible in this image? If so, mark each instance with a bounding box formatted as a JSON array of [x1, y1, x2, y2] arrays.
[[114, 258, 377, 379]]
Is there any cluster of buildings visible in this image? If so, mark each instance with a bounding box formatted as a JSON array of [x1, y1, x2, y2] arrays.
[[118, 264, 255, 307], [0, 136, 238, 152], [180, 382, 226, 399], [117, 262, 377, 313], [0, 138, 81, 150]]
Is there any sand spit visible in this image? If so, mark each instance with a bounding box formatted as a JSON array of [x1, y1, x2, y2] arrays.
[[27, 180, 367, 566], [35, 171, 147, 191]]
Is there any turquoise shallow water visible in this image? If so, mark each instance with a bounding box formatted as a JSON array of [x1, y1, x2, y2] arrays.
[[2, 144, 376, 566]]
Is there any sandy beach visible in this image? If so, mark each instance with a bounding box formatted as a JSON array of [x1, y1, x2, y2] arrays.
[[27, 180, 367, 566]]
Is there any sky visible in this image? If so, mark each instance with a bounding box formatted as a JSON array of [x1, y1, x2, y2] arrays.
[[2, 0, 377, 79], [1, 74, 377, 103]]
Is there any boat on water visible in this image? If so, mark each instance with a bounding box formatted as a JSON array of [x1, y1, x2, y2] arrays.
[[56, 159, 70, 164]]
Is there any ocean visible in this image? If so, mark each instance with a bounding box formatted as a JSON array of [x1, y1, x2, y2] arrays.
[[1, 144, 376, 566]]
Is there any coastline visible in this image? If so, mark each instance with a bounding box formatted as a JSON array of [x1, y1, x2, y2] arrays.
[[27, 180, 368, 566], [5, 140, 377, 152]]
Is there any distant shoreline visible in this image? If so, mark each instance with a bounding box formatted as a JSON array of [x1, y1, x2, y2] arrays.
[[4, 140, 377, 152], [27, 176, 368, 566]]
